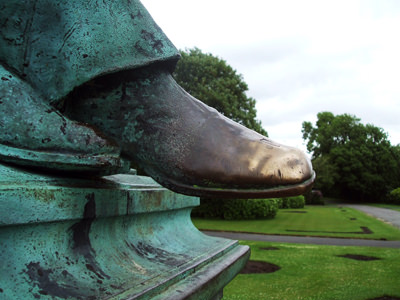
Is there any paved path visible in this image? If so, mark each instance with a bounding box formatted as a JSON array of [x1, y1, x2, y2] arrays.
[[202, 231, 400, 248], [342, 204, 400, 229]]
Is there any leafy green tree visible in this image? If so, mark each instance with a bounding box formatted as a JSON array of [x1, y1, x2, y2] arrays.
[[310, 155, 339, 196], [302, 112, 400, 202], [173, 47, 267, 136]]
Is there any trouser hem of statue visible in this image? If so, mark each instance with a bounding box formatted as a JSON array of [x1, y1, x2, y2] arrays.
[[0, 65, 127, 175]]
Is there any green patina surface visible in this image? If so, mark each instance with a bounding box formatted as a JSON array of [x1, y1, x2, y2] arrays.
[[0, 164, 249, 299], [0, 1, 251, 298], [0, 0, 179, 176], [1, 0, 315, 199], [0, 0, 179, 102]]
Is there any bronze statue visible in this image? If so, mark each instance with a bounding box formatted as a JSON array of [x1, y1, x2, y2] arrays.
[[0, 0, 314, 197]]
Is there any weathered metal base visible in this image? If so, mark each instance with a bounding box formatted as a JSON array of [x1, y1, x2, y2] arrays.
[[0, 164, 249, 299]]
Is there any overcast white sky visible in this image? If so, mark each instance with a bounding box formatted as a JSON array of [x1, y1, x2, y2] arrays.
[[141, 0, 400, 153]]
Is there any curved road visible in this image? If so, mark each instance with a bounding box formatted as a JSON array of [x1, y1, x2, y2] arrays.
[[342, 204, 400, 229]]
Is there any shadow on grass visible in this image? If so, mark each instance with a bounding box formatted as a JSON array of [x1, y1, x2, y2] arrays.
[[286, 226, 373, 235], [240, 261, 281, 274]]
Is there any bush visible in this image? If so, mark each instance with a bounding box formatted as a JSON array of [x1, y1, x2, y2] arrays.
[[223, 198, 279, 220], [191, 195, 306, 220], [275, 198, 283, 208], [191, 198, 279, 220], [305, 190, 325, 205], [278, 195, 305, 209], [388, 188, 400, 204]]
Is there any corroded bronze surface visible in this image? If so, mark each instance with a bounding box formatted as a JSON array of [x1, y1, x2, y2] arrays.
[[1, 0, 314, 196], [0, 0, 179, 102], [0, 65, 126, 175], [65, 68, 314, 198], [0, 164, 249, 299]]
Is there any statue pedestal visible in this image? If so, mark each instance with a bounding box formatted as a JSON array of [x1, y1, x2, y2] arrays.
[[0, 164, 249, 299]]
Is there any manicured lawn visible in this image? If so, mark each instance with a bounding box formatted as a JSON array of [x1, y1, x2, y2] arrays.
[[192, 206, 400, 240], [224, 241, 400, 300]]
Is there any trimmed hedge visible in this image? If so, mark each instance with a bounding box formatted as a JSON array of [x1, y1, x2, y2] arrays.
[[388, 188, 400, 204], [223, 198, 279, 220], [192, 198, 279, 220], [277, 195, 305, 209]]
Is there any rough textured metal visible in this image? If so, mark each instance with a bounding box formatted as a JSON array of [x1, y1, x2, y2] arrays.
[[0, 163, 249, 299], [0, 0, 177, 175], [65, 68, 315, 198], [0, 64, 129, 175], [0, 0, 313, 197], [0, 0, 179, 103]]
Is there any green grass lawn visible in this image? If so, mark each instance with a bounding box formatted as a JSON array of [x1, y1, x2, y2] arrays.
[[224, 241, 400, 300], [192, 206, 400, 240]]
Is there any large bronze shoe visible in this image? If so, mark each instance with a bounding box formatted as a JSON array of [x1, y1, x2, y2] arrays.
[[0, 65, 126, 175], [64, 67, 315, 198]]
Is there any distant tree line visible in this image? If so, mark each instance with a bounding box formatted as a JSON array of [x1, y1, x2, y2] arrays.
[[302, 112, 400, 202]]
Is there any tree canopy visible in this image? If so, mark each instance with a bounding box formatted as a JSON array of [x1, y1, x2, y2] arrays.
[[302, 112, 400, 202], [173, 47, 267, 136]]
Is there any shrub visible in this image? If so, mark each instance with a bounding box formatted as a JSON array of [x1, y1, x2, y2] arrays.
[[278, 195, 305, 209], [223, 198, 279, 220], [275, 198, 283, 208], [191, 195, 307, 220], [305, 190, 325, 205], [191, 198, 279, 220], [388, 188, 400, 204]]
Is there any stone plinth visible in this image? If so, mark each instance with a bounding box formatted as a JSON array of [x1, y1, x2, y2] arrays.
[[0, 164, 249, 299]]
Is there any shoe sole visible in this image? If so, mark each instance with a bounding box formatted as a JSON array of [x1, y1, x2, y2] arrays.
[[159, 171, 316, 199]]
